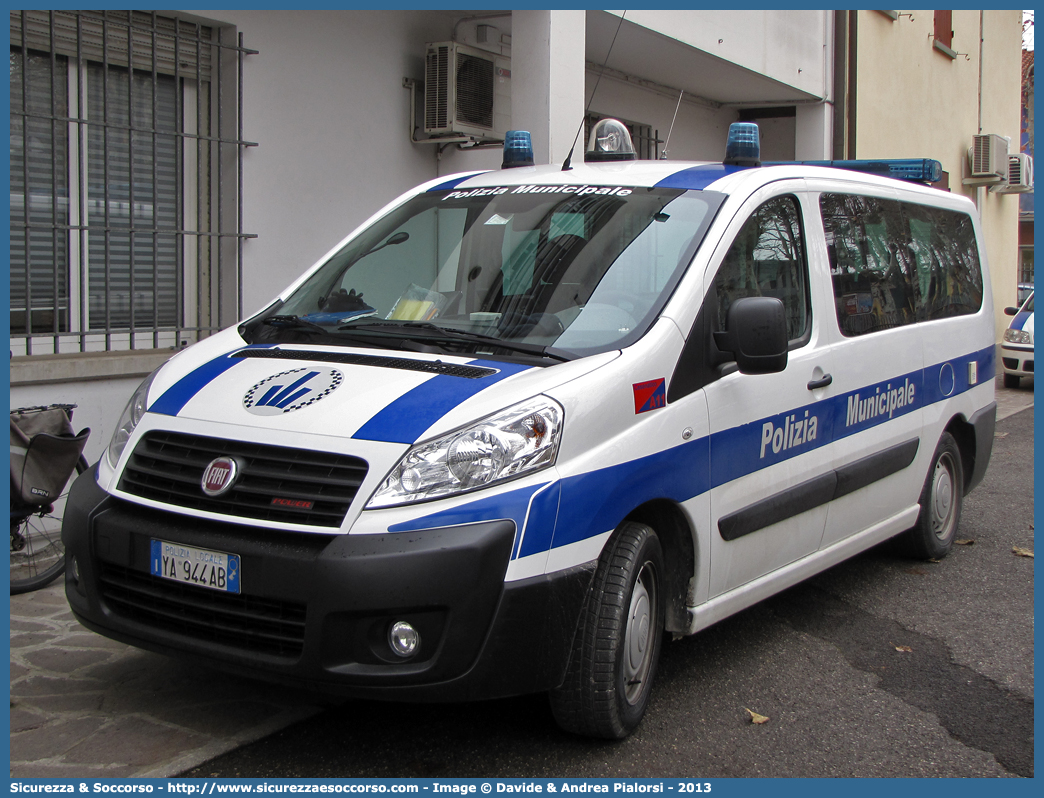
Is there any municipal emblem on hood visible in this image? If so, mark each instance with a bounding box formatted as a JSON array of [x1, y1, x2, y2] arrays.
[[202, 457, 239, 497], [243, 367, 343, 416]]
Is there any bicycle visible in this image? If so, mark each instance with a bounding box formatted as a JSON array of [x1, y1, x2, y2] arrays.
[[10, 404, 90, 594]]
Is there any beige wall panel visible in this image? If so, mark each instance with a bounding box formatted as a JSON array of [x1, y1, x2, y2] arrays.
[[855, 10, 1023, 340]]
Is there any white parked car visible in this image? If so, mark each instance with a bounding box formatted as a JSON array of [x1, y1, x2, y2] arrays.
[[1002, 291, 1034, 388]]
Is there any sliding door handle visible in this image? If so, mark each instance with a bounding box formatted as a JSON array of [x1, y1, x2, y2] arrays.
[[807, 374, 833, 390]]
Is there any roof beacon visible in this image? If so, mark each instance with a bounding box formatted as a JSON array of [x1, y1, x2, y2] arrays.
[[772, 158, 944, 184], [502, 130, 535, 169], [585, 119, 636, 162], [724, 122, 761, 167]]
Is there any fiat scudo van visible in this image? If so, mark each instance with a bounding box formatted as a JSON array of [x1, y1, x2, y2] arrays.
[[63, 121, 996, 738]]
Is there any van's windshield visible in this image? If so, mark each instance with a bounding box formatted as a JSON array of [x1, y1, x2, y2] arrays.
[[241, 185, 724, 362]]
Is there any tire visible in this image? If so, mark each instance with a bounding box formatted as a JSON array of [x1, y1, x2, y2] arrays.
[[897, 432, 963, 560], [10, 456, 87, 594], [550, 522, 665, 739], [1003, 373, 1021, 389]]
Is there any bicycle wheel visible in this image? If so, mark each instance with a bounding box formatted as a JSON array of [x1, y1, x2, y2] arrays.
[[10, 456, 87, 594]]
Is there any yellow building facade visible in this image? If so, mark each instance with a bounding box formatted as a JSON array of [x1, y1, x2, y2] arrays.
[[839, 10, 1024, 339]]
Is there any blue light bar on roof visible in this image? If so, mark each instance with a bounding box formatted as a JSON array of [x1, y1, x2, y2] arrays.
[[502, 130, 535, 169], [724, 122, 761, 166], [767, 158, 944, 184]]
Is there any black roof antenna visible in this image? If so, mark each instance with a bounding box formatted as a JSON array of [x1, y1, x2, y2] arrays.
[[562, 11, 628, 171]]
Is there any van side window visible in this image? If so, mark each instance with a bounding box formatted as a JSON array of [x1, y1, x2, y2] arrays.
[[821, 193, 983, 336], [904, 203, 984, 321], [714, 195, 811, 343], [821, 194, 913, 335]]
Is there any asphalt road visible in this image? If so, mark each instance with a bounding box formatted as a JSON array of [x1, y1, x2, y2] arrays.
[[181, 405, 1034, 780]]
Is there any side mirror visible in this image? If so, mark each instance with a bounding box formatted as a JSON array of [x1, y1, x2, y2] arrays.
[[1004, 306, 1019, 316], [713, 296, 789, 374]]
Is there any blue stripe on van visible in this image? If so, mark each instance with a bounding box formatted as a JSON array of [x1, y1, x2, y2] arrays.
[[427, 173, 491, 192], [352, 360, 533, 444], [147, 346, 276, 417], [387, 480, 561, 561], [709, 345, 994, 489], [655, 163, 750, 191], [920, 346, 994, 405], [380, 346, 994, 558], [388, 481, 550, 535], [552, 437, 711, 551]]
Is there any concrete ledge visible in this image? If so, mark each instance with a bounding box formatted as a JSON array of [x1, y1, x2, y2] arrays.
[[11, 349, 176, 386]]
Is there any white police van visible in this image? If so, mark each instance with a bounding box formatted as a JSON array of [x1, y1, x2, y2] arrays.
[[64, 121, 996, 739]]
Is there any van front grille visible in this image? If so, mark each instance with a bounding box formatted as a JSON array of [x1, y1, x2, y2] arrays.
[[118, 431, 367, 527], [99, 564, 306, 658]]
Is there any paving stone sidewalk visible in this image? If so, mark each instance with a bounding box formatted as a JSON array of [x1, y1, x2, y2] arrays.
[[10, 583, 332, 778]]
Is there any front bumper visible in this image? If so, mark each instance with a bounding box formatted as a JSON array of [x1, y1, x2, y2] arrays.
[[1001, 343, 1034, 378], [63, 466, 593, 701]]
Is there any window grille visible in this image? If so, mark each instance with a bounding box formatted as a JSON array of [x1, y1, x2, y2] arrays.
[[1019, 247, 1034, 285], [9, 10, 257, 356]]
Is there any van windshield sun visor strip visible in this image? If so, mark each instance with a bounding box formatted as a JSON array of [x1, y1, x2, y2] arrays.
[[231, 348, 498, 379]]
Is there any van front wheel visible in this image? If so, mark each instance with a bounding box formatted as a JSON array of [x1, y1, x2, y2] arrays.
[[900, 432, 964, 560], [550, 522, 664, 739]]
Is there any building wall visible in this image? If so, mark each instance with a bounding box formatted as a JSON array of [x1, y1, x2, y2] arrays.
[[11, 9, 832, 463], [12, 9, 500, 460], [621, 9, 831, 100], [193, 9, 501, 316], [854, 9, 1024, 339]]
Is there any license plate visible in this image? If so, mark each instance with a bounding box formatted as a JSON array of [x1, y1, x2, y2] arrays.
[[150, 539, 241, 594]]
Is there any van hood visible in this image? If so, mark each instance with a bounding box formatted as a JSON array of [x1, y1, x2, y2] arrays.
[[143, 338, 616, 445]]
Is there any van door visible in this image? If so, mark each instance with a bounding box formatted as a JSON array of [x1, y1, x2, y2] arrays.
[[812, 187, 925, 549], [702, 187, 837, 598]]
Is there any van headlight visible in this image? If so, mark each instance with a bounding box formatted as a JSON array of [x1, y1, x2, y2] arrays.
[[106, 371, 159, 468], [1004, 328, 1032, 345], [367, 397, 563, 508]]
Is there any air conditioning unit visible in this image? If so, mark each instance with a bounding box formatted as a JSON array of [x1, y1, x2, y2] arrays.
[[992, 153, 1034, 194], [424, 41, 511, 140], [967, 133, 1009, 181]]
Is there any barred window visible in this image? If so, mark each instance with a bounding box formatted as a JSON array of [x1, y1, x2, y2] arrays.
[[9, 10, 255, 356]]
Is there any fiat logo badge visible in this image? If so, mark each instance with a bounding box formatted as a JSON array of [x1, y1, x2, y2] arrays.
[[201, 457, 239, 497]]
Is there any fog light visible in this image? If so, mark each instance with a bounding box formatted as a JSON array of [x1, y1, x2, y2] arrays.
[[388, 621, 420, 658], [70, 556, 80, 583]]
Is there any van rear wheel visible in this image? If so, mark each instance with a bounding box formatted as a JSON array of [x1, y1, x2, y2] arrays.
[[550, 522, 664, 739], [899, 432, 963, 560]]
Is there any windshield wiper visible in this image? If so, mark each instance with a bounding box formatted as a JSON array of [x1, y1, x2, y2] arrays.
[[262, 315, 330, 334], [339, 321, 575, 362], [258, 315, 400, 350]]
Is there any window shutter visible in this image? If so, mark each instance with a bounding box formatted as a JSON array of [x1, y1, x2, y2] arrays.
[[10, 10, 212, 80], [933, 10, 953, 50], [86, 63, 180, 330], [10, 51, 69, 333]]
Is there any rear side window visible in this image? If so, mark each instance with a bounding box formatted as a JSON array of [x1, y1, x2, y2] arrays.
[[821, 193, 983, 337], [714, 195, 811, 343]]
